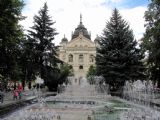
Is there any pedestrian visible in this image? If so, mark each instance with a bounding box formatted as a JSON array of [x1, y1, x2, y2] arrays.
[[17, 83, 23, 99], [0, 90, 4, 103], [18, 89, 22, 99], [13, 89, 18, 100], [17, 83, 23, 91]]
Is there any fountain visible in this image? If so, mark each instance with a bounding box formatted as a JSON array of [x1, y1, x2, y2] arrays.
[[122, 80, 159, 107], [121, 80, 160, 120], [1, 77, 160, 120]]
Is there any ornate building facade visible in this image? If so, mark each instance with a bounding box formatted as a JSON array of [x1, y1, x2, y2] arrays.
[[58, 15, 99, 82]]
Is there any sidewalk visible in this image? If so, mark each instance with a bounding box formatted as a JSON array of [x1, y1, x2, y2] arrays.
[[0, 90, 57, 107], [0, 90, 47, 117], [0, 90, 37, 107]]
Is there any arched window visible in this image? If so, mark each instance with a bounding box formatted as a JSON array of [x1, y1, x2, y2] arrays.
[[79, 65, 83, 69], [79, 54, 83, 63], [68, 54, 73, 62], [90, 55, 94, 62]]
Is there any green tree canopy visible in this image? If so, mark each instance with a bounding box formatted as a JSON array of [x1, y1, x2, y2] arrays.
[[27, 2, 60, 77], [25, 3, 63, 90], [96, 8, 145, 91], [86, 65, 96, 84], [0, 0, 24, 80], [142, 0, 160, 87]]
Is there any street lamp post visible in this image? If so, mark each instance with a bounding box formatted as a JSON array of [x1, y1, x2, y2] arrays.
[[35, 76, 44, 95]]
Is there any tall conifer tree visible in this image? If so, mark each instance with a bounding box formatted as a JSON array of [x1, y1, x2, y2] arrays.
[[0, 0, 24, 80], [27, 3, 59, 80], [96, 8, 145, 91]]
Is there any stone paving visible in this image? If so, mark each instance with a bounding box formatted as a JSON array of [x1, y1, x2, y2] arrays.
[[0, 90, 57, 107], [0, 90, 37, 107]]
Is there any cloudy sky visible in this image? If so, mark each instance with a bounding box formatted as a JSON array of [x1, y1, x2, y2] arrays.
[[20, 0, 149, 45]]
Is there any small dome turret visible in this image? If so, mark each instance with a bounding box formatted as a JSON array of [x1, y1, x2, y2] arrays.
[[94, 35, 100, 43], [61, 35, 68, 43]]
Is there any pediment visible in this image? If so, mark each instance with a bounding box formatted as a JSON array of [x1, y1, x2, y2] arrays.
[[66, 36, 95, 48]]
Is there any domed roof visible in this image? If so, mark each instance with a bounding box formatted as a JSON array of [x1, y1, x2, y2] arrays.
[[71, 14, 91, 40], [61, 35, 68, 42], [94, 35, 100, 42]]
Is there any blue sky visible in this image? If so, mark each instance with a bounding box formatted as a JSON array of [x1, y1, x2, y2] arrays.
[[20, 0, 149, 44], [115, 0, 149, 8]]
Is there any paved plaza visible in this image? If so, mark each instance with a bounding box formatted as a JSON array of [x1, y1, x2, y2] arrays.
[[0, 90, 37, 106]]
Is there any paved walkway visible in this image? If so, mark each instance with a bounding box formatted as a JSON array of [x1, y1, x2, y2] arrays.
[[0, 90, 57, 107], [0, 90, 38, 107]]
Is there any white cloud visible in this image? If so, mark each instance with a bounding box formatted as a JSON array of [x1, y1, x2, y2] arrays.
[[121, 6, 147, 40], [110, 0, 123, 3], [20, 0, 147, 45]]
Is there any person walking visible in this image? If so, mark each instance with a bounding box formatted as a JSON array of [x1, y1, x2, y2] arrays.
[[13, 89, 18, 100], [17, 83, 23, 99]]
